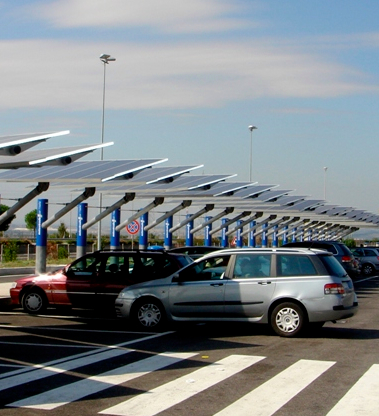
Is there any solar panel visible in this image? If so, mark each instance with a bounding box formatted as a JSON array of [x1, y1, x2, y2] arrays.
[[0, 143, 113, 169], [0, 131, 69, 155]]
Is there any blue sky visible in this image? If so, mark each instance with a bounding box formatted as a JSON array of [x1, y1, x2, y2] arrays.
[[1, 0, 379, 236]]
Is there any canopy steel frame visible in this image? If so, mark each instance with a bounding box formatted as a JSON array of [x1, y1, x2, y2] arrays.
[[0, 182, 50, 226], [42, 187, 96, 229], [144, 200, 192, 231], [190, 207, 235, 235], [253, 216, 290, 238], [169, 204, 214, 234], [265, 217, 300, 237], [82, 193, 136, 230], [115, 197, 165, 232], [240, 215, 277, 237], [209, 211, 252, 236]]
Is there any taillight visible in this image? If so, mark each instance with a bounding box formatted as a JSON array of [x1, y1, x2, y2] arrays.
[[341, 255, 352, 263], [325, 283, 345, 294]]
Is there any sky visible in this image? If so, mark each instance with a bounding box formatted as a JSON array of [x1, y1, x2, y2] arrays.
[[1, 0, 379, 238]]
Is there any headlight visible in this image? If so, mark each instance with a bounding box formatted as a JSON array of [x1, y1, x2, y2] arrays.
[[10, 282, 17, 289]]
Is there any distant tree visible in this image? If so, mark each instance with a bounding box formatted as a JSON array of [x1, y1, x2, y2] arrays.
[[25, 209, 37, 237], [0, 204, 16, 233], [57, 222, 69, 238], [343, 238, 356, 248]]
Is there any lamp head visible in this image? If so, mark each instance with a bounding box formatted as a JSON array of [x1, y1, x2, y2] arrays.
[[100, 53, 116, 63]]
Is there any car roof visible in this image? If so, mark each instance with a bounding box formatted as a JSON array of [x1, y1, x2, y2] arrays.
[[196, 247, 329, 257]]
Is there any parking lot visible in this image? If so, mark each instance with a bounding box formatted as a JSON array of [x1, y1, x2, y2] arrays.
[[0, 274, 378, 415]]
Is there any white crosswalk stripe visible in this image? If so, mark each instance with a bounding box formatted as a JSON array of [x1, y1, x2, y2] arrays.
[[214, 359, 335, 416], [7, 352, 197, 410], [326, 364, 379, 416], [3, 352, 379, 415], [99, 354, 265, 416]]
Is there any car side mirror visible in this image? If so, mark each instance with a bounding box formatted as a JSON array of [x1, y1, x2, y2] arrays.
[[172, 273, 180, 282]]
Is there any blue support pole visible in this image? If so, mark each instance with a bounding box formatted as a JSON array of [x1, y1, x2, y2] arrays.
[[307, 228, 312, 241], [204, 216, 212, 246], [164, 216, 173, 250], [236, 220, 243, 248], [300, 228, 304, 242], [282, 226, 288, 246], [262, 223, 268, 248], [249, 220, 256, 247], [292, 227, 297, 243], [36, 198, 48, 274], [76, 202, 88, 258], [139, 212, 148, 249], [272, 225, 278, 247], [221, 218, 229, 248], [110, 208, 121, 250], [185, 215, 194, 246]]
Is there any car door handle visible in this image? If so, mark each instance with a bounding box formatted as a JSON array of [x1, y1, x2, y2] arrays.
[[210, 283, 224, 287], [258, 281, 272, 285]]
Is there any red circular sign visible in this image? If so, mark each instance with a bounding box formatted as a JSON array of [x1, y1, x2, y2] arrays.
[[126, 220, 140, 235]]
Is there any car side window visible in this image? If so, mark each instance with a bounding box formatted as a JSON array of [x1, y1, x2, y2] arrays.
[[364, 249, 376, 256], [233, 255, 271, 278], [130, 255, 165, 283], [177, 255, 231, 281], [277, 255, 317, 277], [102, 255, 129, 281], [352, 248, 363, 256], [67, 255, 101, 276]]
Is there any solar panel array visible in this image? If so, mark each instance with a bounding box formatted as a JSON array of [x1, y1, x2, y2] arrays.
[[0, 131, 377, 235]]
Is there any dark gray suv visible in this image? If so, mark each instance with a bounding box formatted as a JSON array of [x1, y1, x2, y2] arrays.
[[351, 247, 379, 276], [281, 241, 360, 278]]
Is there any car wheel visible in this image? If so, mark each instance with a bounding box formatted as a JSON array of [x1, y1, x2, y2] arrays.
[[132, 298, 165, 330], [271, 302, 305, 337], [362, 263, 374, 276], [22, 289, 48, 314]]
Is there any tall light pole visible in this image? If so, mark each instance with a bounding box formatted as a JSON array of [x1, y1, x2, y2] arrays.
[[323, 166, 328, 200], [98, 53, 116, 250], [248, 125, 257, 182]]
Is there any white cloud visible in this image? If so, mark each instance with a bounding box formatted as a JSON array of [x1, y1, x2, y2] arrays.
[[0, 38, 377, 112], [25, 0, 248, 33]]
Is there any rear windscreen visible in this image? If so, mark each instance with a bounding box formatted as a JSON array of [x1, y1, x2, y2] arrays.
[[319, 254, 347, 277]]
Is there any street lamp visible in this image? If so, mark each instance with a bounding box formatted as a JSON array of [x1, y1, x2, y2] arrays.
[[248, 125, 257, 182], [98, 53, 116, 250], [323, 166, 328, 200]]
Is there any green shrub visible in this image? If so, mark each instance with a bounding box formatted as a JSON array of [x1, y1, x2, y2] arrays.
[[3, 241, 18, 262], [58, 246, 69, 260]]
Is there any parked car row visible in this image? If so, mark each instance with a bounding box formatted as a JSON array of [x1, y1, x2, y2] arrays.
[[9, 245, 359, 337]]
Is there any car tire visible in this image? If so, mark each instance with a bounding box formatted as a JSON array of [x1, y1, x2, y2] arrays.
[[132, 298, 165, 330], [21, 289, 48, 314], [362, 263, 374, 276], [270, 302, 306, 337]]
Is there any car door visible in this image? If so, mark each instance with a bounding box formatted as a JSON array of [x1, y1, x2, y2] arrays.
[[168, 254, 232, 318], [223, 254, 275, 319], [95, 254, 133, 307], [63, 254, 102, 307]]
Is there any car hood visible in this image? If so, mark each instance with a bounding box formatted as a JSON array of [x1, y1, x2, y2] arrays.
[[15, 272, 64, 284]]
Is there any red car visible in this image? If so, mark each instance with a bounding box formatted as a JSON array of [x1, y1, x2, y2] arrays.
[[10, 250, 192, 314]]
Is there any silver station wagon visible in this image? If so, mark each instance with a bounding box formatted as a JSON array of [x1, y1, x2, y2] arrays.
[[115, 248, 358, 337]]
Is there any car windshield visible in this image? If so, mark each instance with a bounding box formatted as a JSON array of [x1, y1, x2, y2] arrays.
[[319, 254, 348, 277]]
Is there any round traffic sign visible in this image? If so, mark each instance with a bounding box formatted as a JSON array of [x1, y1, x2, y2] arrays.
[[126, 220, 140, 235]]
